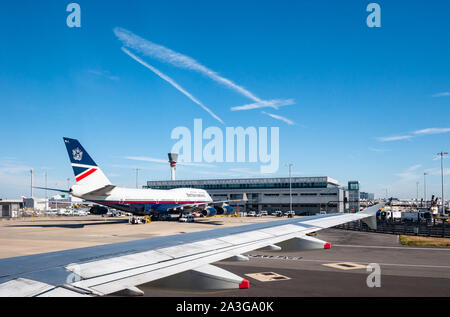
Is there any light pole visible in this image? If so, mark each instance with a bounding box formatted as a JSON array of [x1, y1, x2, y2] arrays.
[[44, 171, 48, 211], [416, 181, 419, 204], [133, 168, 141, 189], [424, 172, 428, 208], [30, 169, 34, 198], [437, 152, 448, 215], [285, 163, 293, 212]]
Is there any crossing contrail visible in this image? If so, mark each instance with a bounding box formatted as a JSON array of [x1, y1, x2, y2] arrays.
[[231, 99, 295, 111], [261, 111, 295, 125], [121, 47, 224, 124], [114, 27, 294, 114]]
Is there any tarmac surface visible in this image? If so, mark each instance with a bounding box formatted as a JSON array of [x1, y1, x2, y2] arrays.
[[1, 215, 449, 297], [140, 229, 450, 297], [0, 215, 281, 258]]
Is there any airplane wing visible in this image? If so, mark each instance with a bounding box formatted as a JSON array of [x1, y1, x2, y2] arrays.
[[33, 186, 71, 193], [34, 185, 116, 197], [83, 185, 116, 196], [0, 203, 383, 297]]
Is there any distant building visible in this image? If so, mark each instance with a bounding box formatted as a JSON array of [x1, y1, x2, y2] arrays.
[[145, 176, 358, 214], [23, 197, 48, 211], [48, 194, 77, 209], [360, 192, 375, 201], [0, 200, 23, 218], [23, 195, 84, 210]]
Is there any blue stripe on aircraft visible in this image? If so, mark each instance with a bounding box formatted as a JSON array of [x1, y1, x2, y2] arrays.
[[72, 166, 89, 176]]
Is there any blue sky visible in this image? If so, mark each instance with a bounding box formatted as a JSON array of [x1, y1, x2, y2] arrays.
[[0, 0, 449, 199]]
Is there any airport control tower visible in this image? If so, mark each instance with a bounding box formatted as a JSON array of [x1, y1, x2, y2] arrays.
[[348, 181, 360, 212], [168, 153, 178, 181]]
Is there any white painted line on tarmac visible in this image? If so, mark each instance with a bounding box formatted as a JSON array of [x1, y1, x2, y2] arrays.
[[333, 244, 450, 251], [299, 259, 450, 269], [377, 263, 450, 269], [245, 255, 450, 269]]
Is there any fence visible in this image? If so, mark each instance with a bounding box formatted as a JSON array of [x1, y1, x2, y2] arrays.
[[335, 219, 450, 238]]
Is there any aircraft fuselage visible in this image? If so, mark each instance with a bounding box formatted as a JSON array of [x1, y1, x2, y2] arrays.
[[72, 186, 212, 216]]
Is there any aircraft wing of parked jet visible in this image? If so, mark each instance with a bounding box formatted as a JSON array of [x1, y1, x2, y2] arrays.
[[0, 203, 383, 297]]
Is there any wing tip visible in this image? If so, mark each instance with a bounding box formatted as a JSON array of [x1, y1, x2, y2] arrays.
[[239, 279, 250, 289]]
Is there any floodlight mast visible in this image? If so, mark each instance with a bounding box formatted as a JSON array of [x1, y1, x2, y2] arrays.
[[424, 172, 428, 208], [133, 168, 141, 189], [437, 152, 448, 215], [30, 169, 34, 198], [285, 163, 293, 213]]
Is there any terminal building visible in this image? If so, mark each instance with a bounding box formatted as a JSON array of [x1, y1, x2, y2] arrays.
[[360, 192, 375, 201], [145, 177, 361, 215]]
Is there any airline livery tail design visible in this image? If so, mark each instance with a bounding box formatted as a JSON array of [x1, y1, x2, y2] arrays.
[[59, 137, 243, 218], [64, 138, 112, 189]]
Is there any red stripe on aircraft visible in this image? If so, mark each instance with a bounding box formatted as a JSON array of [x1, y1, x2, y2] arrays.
[[76, 168, 97, 182]]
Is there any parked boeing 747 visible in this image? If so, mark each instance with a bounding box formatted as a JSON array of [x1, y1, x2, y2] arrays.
[[36, 138, 243, 219]]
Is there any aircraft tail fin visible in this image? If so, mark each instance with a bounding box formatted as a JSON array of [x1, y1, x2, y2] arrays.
[[63, 137, 112, 188]]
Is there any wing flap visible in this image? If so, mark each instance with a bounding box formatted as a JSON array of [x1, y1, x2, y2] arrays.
[[37, 287, 89, 297], [66, 250, 173, 279], [0, 278, 54, 297], [157, 239, 233, 258], [70, 225, 311, 295], [258, 224, 309, 237], [83, 185, 116, 196], [216, 230, 274, 245]]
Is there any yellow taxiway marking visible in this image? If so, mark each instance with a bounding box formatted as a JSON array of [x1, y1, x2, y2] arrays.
[[322, 262, 368, 270]]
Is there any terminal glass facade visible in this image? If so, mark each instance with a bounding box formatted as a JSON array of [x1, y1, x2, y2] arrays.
[[148, 181, 329, 190], [144, 177, 354, 214]]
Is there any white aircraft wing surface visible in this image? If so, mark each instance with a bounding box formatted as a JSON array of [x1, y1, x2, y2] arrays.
[[0, 203, 383, 297]]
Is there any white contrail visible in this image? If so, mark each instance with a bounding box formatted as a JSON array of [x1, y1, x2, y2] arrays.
[[432, 92, 450, 97], [261, 111, 295, 125], [124, 156, 215, 167], [121, 47, 224, 124], [377, 135, 413, 142], [231, 99, 295, 111], [124, 156, 167, 164], [376, 127, 450, 143], [114, 27, 293, 111], [413, 128, 450, 135]]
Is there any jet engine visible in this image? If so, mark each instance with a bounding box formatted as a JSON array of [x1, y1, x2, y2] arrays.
[[201, 207, 217, 217], [214, 204, 234, 215]]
